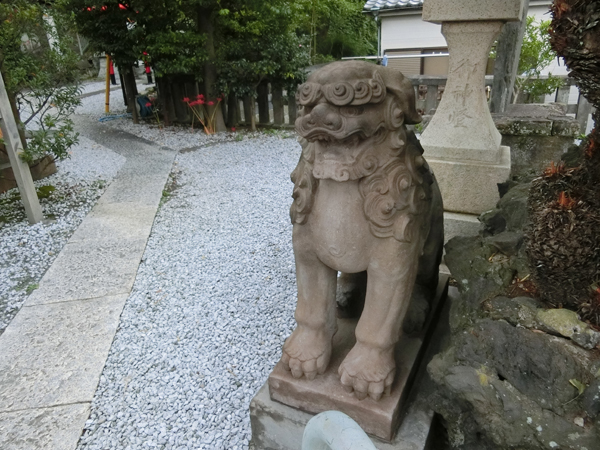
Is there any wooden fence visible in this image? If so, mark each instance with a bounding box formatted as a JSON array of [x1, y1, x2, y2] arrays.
[[156, 75, 594, 134]]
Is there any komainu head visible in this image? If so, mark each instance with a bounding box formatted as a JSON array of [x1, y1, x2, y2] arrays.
[[291, 61, 433, 244], [296, 61, 421, 144]]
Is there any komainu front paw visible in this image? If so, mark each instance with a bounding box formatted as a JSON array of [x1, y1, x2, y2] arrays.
[[281, 326, 333, 380], [338, 342, 395, 401]]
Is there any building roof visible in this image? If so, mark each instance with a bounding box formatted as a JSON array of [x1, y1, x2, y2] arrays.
[[363, 0, 424, 12]]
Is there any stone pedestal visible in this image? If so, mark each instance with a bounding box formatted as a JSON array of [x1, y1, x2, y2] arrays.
[[493, 103, 581, 178], [418, 0, 526, 236], [258, 276, 448, 444], [428, 145, 511, 215], [250, 384, 435, 450]]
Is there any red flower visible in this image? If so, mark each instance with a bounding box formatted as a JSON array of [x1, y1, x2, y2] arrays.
[[199, 99, 205, 105], [145, 102, 152, 107], [183, 97, 190, 103], [208, 101, 214, 106], [231, 127, 236, 132], [197, 94, 205, 100], [189, 100, 200, 106]]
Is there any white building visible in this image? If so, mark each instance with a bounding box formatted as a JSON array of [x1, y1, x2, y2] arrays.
[[363, 0, 566, 77]]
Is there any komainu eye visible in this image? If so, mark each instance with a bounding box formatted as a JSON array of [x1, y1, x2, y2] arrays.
[[340, 106, 364, 117]]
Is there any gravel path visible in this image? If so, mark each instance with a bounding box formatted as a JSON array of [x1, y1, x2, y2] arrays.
[[76, 132, 301, 449], [0, 135, 125, 334], [2, 79, 303, 447]]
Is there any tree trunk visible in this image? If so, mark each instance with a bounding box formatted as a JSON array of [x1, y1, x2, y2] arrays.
[[197, 7, 226, 133], [118, 71, 127, 106], [121, 66, 139, 124]]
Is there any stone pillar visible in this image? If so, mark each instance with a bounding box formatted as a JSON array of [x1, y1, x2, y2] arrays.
[[420, 0, 525, 234]]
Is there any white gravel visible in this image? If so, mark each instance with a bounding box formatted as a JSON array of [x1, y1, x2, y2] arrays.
[[0, 135, 125, 334], [76, 132, 301, 450]]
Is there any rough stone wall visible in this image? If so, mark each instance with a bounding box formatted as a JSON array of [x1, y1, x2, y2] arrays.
[[426, 182, 600, 450]]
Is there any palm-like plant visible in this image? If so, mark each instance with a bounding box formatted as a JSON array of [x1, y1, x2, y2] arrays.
[[526, 0, 600, 325]]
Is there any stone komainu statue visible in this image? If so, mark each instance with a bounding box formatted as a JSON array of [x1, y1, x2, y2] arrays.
[[281, 61, 444, 401]]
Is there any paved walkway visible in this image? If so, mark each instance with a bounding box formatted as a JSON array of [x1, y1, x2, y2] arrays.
[[0, 116, 178, 450]]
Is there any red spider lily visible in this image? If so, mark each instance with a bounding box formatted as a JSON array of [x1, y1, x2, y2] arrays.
[[182, 97, 190, 103], [145, 102, 152, 107], [231, 127, 236, 132], [184, 96, 220, 135]]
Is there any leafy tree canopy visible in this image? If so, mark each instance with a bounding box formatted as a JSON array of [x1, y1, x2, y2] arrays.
[[291, 0, 377, 63], [217, 0, 310, 97], [515, 16, 564, 101], [1, 0, 81, 162]]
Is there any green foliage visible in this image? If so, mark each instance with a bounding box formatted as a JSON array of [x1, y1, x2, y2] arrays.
[[58, 0, 139, 68], [131, 2, 207, 78], [0, 1, 81, 163], [36, 185, 56, 199], [217, 1, 310, 98], [25, 283, 39, 294], [515, 16, 564, 102], [292, 0, 376, 63]]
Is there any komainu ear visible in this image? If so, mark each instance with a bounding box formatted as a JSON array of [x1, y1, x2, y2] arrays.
[[378, 68, 422, 125]]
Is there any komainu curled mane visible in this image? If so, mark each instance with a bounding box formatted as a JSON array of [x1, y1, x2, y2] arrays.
[[280, 61, 444, 401]]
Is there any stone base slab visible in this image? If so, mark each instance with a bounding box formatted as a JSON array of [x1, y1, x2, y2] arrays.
[[428, 145, 511, 215], [267, 276, 448, 442], [250, 383, 434, 450], [443, 211, 481, 242]]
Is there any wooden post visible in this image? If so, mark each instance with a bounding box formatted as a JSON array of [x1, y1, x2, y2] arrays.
[[157, 78, 171, 126], [0, 72, 43, 224], [227, 94, 239, 128], [257, 83, 270, 124], [271, 87, 284, 125], [489, 0, 529, 113], [243, 96, 253, 125]]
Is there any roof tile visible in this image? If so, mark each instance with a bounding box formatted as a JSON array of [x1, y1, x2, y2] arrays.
[[363, 0, 424, 12]]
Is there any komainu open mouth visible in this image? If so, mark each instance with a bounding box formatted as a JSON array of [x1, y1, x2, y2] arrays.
[[305, 130, 367, 146]]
